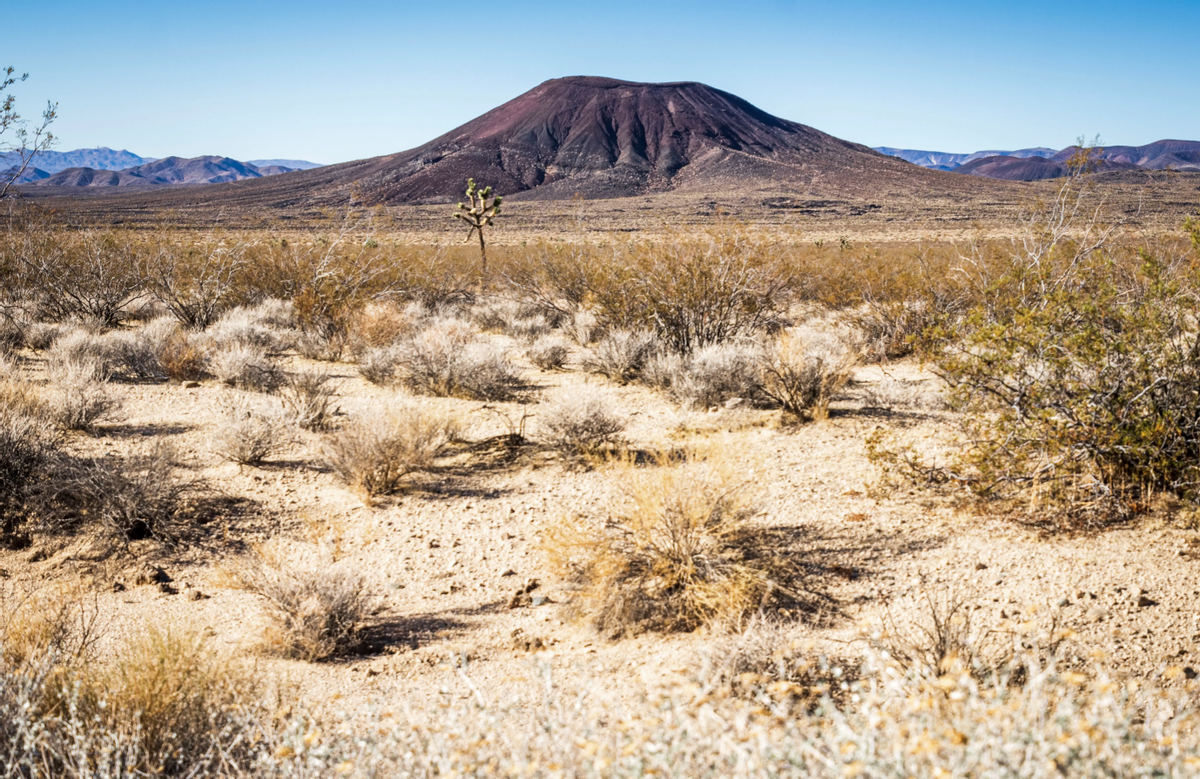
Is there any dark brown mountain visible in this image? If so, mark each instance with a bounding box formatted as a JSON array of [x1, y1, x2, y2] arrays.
[[1050, 140, 1200, 171], [318, 76, 990, 203], [31, 156, 295, 189], [24, 76, 993, 211], [957, 140, 1200, 181]]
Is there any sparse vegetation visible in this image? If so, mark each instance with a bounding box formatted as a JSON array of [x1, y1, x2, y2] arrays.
[[393, 318, 524, 400], [547, 453, 780, 636], [233, 545, 379, 660], [208, 343, 284, 392], [525, 334, 570, 370], [583, 328, 657, 382], [758, 328, 860, 421], [209, 392, 295, 466], [280, 368, 338, 431], [322, 402, 457, 498], [4, 188, 1200, 779], [43, 355, 122, 431], [536, 385, 627, 455]]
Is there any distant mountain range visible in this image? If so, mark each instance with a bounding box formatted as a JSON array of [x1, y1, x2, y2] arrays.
[[247, 159, 323, 171], [0, 147, 156, 175], [3, 147, 324, 190], [874, 147, 1057, 172], [876, 141, 1200, 180]]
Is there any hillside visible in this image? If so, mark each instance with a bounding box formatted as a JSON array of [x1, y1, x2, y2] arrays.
[[891, 140, 1200, 181], [30, 156, 297, 189], [875, 146, 1056, 171], [0, 147, 154, 174], [20, 77, 999, 212]]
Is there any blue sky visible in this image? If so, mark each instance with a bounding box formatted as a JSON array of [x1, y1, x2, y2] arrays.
[[5, 0, 1198, 164]]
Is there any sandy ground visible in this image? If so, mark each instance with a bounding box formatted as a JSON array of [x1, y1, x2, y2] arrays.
[[3, 336, 1199, 716]]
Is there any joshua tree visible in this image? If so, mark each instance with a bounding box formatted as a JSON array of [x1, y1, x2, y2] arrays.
[[452, 178, 501, 277]]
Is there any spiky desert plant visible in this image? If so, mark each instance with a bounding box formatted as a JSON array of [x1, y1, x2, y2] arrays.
[[452, 178, 502, 277]]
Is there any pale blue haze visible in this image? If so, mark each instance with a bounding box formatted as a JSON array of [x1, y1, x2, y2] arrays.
[[4, 0, 1197, 164]]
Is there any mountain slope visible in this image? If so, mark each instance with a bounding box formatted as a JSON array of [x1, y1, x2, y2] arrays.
[[20, 76, 1002, 209], [248, 159, 323, 170], [0, 147, 155, 175], [876, 147, 1056, 171], [31, 156, 297, 188]]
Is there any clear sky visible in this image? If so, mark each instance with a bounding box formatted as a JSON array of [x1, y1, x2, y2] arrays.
[[4, 0, 1198, 164]]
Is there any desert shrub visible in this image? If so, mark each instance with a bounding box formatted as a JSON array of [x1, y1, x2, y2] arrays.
[[639, 349, 686, 390], [280, 369, 338, 431], [0, 317, 23, 354], [8, 228, 148, 327], [43, 356, 122, 432], [583, 328, 658, 382], [103, 628, 260, 774], [757, 329, 860, 422], [915, 183, 1200, 521], [536, 385, 627, 455], [936, 250, 1200, 520], [345, 300, 414, 359], [322, 403, 457, 498], [471, 297, 522, 332], [154, 328, 208, 381], [46, 329, 114, 374], [474, 297, 558, 341], [104, 329, 170, 381], [0, 391, 59, 545], [590, 230, 791, 354], [206, 302, 289, 352], [671, 341, 764, 409], [859, 377, 948, 411], [147, 234, 251, 330], [208, 343, 284, 392], [295, 329, 344, 361], [499, 242, 597, 322], [566, 309, 603, 345], [0, 621, 263, 777], [46, 322, 195, 384], [209, 393, 295, 466], [22, 321, 62, 351], [394, 318, 524, 400], [547, 454, 779, 636], [526, 335, 570, 371], [828, 245, 968, 361], [46, 443, 202, 542], [356, 345, 399, 385], [241, 226, 400, 354], [235, 548, 379, 661]]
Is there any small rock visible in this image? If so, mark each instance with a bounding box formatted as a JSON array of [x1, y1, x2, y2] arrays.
[[522, 578, 540, 594], [133, 565, 172, 586], [187, 590, 208, 601], [511, 628, 545, 652], [111, 582, 126, 593], [1138, 595, 1159, 608], [501, 569, 517, 577], [181, 381, 201, 389], [1185, 667, 1198, 680], [508, 591, 532, 609], [974, 562, 988, 570], [157, 582, 178, 595]]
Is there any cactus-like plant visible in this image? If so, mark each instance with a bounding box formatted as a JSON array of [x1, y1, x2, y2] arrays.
[[452, 178, 501, 277]]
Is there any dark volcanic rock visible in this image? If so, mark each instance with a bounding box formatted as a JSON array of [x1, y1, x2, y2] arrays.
[[316, 76, 934, 203]]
